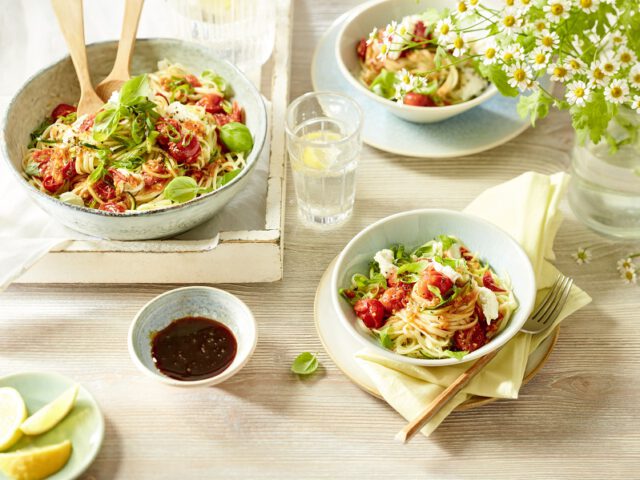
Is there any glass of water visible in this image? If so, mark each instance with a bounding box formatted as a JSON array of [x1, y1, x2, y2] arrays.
[[285, 92, 363, 226]]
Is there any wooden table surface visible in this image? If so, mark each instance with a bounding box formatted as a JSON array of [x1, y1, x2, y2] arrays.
[[1, 0, 639, 478]]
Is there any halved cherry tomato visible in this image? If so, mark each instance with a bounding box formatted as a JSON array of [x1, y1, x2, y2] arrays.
[[61, 160, 76, 179], [416, 269, 453, 301], [379, 287, 408, 314], [356, 38, 368, 61], [155, 117, 182, 148], [168, 135, 201, 164], [353, 298, 387, 329], [94, 179, 116, 201], [42, 175, 64, 193], [482, 271, 505, 292], [51, 103, 76, 121], [403, 92, 436, 107], [184, 74, 202, 88], [99, 202, 126, 213], [213, 102, 243, 126], [453, 322, 486, 352], [196, 93, 224, 114], [79, 113, 96, 132]]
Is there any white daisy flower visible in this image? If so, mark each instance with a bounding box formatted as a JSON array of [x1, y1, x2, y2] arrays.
[[377, 41, 391, 61], [506, 61, 533, 90], [588, 61, 608, 86], [617, 258, 637, 273], [435, 17, 455, 45], [565, 80, 591, 106], [565, 56, 585, 73], [621, 268, 637, 285], [396, 69, 417, 92], [533, 20, 548, 33], [604, 78, 630, 104], [530, 47, 550, 71], [481, 39, 499, 65], [500, 43, 525, 63], [609, 30, 627, 48], [366, 27, 378, 46], [383, 21, 398, 38], [548, 63, 570, 82], [629, 65, 640, 88], [544, 0, 571, 22], [518, 0, 534, 13], [448, 33, 469, 57], [504, 0, 516, 6], [500, 9, 522, 36], [572, 247, 592, 265], [575, 0, 599, 13], [536, 29, 560, 52], [599, 51, 620, 76], [454, 0, 474, 18], [631, 96, 640, 114], [617, 47, 637, 66]]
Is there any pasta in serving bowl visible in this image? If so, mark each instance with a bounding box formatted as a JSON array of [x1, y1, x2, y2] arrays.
[[331, 209, 536, 366], [2, 39, 267, 240]]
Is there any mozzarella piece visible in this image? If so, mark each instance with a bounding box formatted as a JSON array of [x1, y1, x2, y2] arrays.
[[446, 243, 461, 259], [165, 101, 204, 123], [374, 249, 398, 278], [477, 286, 499, 323], [430, 260, 462, 283]]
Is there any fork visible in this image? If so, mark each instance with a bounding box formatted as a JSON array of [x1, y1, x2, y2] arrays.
[[395, 274, 574, 443]]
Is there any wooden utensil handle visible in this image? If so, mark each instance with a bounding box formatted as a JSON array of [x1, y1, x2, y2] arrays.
[[395, 348, 501, 443], [50, 0, 92, 90], [112, 0, 144, 76]]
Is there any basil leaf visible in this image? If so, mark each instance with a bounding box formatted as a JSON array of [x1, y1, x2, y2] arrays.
[[88, 160, 106, 183], [378, 327, 393, 349], [438, 235, 457, 251], [219, 122, 253, 154], [443, 350, 468, 360], [163, 176, 210, 203], [215, 169, 241, 188], [369, 69, 396, 99], [397, 260, 429, 283], [412, 240, 438, 258], [119, 74, 152, 106], [291, 352, 319, 375], [93, 107, 121, 142]]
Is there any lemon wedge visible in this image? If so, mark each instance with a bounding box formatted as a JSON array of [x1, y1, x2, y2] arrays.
[[20, 386, 78, 436], [0, 440, 72, 480], [0, 388, 27, 452], [300, 131, 342, 170]]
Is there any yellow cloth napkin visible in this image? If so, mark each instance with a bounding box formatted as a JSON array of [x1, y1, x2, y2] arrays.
[[355, 172, 592, 436]]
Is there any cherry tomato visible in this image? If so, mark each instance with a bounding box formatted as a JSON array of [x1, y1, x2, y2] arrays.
[[452, 322, 486, 352], [379, 287, 408, 314], [184, 74, 202, 88], [356, 38, 368, 61], [413, 21, 427, 40], [61, 160, 76, 179], [168, 135, 202, 164], [213, 102, 243, 126], [99, 202, 126, 213], [403, 92, 436, 107], [196, 94, 224, 114], [155, 117, 182, 148], [94, 179, 116, 201], [459, 246, 474, 261], [416, 269, 453, 301], [79, 113, 96, 132], [482, 271, 505, 292], [51, 103, 77, 121], [353, 298, 387, 329], [42, 175, 64, 193]]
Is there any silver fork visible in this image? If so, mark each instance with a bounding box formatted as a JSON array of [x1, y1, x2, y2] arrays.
[[396, 274, 575, 443]]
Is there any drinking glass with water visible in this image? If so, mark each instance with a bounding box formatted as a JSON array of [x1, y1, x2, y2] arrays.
[[285, 93, 363, 226]]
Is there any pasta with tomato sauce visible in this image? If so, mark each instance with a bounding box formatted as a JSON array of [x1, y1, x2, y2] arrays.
[[340, 235, 518, 360], [22, 60, 254, 213]]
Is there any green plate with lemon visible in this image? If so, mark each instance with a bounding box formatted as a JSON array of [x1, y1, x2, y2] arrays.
[[0, 372, 104, 480]]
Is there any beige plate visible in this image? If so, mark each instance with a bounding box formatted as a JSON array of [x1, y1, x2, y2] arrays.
[[314, 258, 559, 410]]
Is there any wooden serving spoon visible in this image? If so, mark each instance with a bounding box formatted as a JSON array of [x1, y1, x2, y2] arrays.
[[95, 0, 145, 102], [51, 0, 103, 116]]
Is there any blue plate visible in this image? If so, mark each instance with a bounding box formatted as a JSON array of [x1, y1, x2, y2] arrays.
[[311, 13, 533, 158]]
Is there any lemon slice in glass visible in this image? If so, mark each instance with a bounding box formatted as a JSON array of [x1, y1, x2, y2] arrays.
[[0, 440, 72, 480], [0, 388, 27, 452], [20, 385, 78, 436], [301, 131, 343, 171]]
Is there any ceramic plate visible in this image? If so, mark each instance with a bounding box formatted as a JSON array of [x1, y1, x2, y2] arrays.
[[0, 372, 104, 480], [315, 258, 559, 408], [311, 13, 535, 158]]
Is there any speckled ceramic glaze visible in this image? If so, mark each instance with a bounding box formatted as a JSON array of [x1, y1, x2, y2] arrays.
[[330, 209, 537, 367], [128, 286, 257, 387], [335, 0, 498, 124], [1, 39, 267, 240], [0, 372, 104, 480]]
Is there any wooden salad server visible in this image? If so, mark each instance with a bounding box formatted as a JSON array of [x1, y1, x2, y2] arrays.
[[95, 0, 145, 102], [51, 0, 103, 116]]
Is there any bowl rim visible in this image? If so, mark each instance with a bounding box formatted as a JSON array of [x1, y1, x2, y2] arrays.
[[330, 208, 537, 366], [1, 38, 268, 219], [127, 285, 258, 387], [334, 0, 498, 113]]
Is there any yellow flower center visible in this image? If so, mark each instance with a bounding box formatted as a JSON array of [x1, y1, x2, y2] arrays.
[[604, 63, 615, 73], [522, 0, 531, 4], [454, 37, 464, 49], [553, 66, 567, 77], [506, 0, 515, 6], [485, 48, 496, 59], [610, 86, 623, 98], [536, 22, 546, 31], [551, 3, 564, 15], [535, 53, 546, 64], [440, 24, 450, 35], [514, 68, 526, 82], [503, 52, 514, 61], [593, 67, 604, 80], [621, 52, 631, 63], [569, 59, 580, 69], [458, 2, 468, 13], [613, 36, 623, 44], [580, 0, 592, 7], [503, 15, 516, 27], [542, 36, 553, 47], [470, 0, 479, 5], [574, 87, 584, 97], [633, 74, 640, 84], [624, 270, 634, 281]]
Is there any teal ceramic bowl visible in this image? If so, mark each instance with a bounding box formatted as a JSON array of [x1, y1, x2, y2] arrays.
[[330, 209, 536, 366], [0, 372, 104, 480], [128, 286, 258, 387], [1, 39, 267, 240]]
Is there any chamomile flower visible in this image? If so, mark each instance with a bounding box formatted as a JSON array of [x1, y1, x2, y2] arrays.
[[620, 268, 637, 284], [435, 17, 455, 45], [481, 39, 499, 65], [536, 29, 560, 52], [518, 0, 534, 13], [455, 0, 474, 18], [396, 68, 418, 92], [383, 21, 398, 38], [500, 9, 522, 36], [565, 56, 585, 73], [544, 0, 571, 23], [565, 80, 591, 106], [572, 247, 592, 265], [530, 47, 550, 71], [448, 33, 469, 57], [631, 95, 640, 114], [504, 0, 516, 6], [575, 0, 599, 13], [506, 61, 533, 90], [609, 30, 627, 48], [548, 62, 570, 82], [500, 43, 524, 63], [604, 78, 629, 104], [377, 41, 390, 61], [617, 47, 637, 66], [617, 257, 637, 273], [599, 51, 620, 76], [366, 27, 378, 46], [588, 61, 608, 86], [629, 65, 640, 88]]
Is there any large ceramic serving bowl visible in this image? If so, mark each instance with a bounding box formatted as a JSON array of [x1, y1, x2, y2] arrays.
[[1, 39, 267, 240], [330, 209, 536, 366], [336, 0, 498, 124]]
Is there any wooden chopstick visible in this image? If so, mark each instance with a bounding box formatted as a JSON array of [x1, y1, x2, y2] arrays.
[[395, 348, 500, 443]]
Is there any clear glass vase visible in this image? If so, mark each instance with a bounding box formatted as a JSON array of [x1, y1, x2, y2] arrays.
[[568, 110, 640, 239]]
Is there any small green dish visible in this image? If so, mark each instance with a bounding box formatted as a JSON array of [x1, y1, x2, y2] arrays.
[[0, 372, 104, 480]]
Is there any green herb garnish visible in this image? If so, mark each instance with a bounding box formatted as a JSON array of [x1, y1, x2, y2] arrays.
[[291, 352, 319, 375]]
